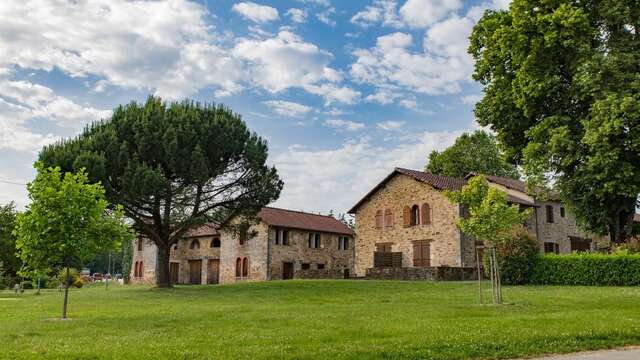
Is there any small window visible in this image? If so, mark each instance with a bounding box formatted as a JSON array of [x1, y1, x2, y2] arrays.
[[275, 228, 289, 245], [410, 205, 420, 226], [560, 207, 565, 218], [376, 243, 392, 253], [301, 263, 310, 270], [546, 205, 554, 223], [137, 239, 143, 252], [384, 209, 393, 228], [375, 210, 383, 229], [544, 242, 559, 254], [308, 233, 321, 248], [338, 236, 350, 250], [317, 263, 325, 270], [239, 224, 249, 245], [211, 237, 220, 248], [172, 244, 177, 251], [190, 239, 200, 250], [235, 258, 242, 277], [242, 257, 249, 277]]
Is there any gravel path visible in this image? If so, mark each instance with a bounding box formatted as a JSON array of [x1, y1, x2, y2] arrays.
[[522, 347, 640, 360]]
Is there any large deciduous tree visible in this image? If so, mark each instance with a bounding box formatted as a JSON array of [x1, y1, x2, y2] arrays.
[[0, 202, 19, 286], [40, 97, 283, 287], [470, 0, 640, 242], [426, 130, 519, 179], [15, 164, 131, 318]]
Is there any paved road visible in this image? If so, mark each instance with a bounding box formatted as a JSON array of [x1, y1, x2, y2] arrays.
[[524, 347, 640, 360]]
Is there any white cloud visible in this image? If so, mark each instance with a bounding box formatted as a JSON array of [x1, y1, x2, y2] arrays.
[[263, 100, 313, 117], [399, 98, 418, 109], [286, 8, 307, 23], [271, 129, 466, 214], [492, 0, 511, 10], [399, 0, 462, 28], [316, 7, 336, 26], [365, 90, 400, 105], [423, 15, 475, 58], [461, 94, 482, 105], [323, 119, 366, 131], [377, 120, 405, 131], [232, 2, 279, 23], [296, 0, 331, 6], [351, 0, 403, 28]]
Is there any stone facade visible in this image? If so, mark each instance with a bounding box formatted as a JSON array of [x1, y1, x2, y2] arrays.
[[352, 174, 473, 277], [130, 207, 355, 285]]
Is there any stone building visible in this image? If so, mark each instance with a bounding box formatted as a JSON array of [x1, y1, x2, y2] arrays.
[[131, 207, 354, 285], [348, 167, 608, 278]]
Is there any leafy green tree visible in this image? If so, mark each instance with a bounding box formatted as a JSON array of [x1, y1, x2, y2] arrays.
[[0, 202, 19, 285], [426, 130, 519, 179], [40, 97, 283, 287], [445, 176, 531, 303], [470, 0, 640, 242], [14, 164, 132, 318]]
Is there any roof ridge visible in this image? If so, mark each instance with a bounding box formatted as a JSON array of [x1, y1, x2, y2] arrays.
[[263, 206, 338, 219]]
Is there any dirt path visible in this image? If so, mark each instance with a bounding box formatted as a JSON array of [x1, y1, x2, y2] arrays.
[[522, 347, 640, 360]]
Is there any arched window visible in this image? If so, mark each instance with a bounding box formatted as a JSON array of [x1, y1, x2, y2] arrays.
[[242, 257, 249, 277], [211, 237, 221, 248], [410, 205, 420, 226], [421, 203, 432, 225], [137, 239, 143, 251], [134, 261, 139, 277], [375, 210, 383, 229], [139, 261, 144, 278], [235, 258, 242, 277], [190, 239, 200, 250], [384, 209, 393, 228]]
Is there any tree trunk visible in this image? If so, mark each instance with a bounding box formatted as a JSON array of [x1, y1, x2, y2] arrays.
[[62, 267, 70, 319], [155, 243, 172, 288]]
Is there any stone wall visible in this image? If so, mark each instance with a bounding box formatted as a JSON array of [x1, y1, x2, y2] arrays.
[[353, 174, 467, 277], [219, 220, 269, 284], [365, 266, 477, 281], [169, 235, 221, 284], [294, 268, 349, 279], [130, 237, 158, 284]]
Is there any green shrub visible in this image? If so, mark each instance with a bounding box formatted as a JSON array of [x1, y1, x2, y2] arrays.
[[530, 252, 640, 286], [56, 267, 81, 287], [488, 231, 539, 285]]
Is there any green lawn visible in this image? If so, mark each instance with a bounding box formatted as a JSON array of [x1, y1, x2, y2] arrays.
[[2, 280, 640, 359]]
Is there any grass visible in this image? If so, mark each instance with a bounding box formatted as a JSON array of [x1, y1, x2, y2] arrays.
[[2, 280, 640, 359]]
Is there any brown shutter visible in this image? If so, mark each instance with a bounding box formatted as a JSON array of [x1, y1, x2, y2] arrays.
[[375, 210, 383, 229], [403, 206, 411, 227], [413, 242, 421, 266], [421, 203, 431, 225]]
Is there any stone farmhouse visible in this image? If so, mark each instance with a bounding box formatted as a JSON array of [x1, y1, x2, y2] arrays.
[[348, 167, 610, 278], [131, 207, 354, 285]]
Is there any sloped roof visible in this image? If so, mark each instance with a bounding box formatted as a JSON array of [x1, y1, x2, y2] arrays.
[[258, 207, 354, 235], [348, 167, 535, 214], [185, 223, 220, 237], [466, 172, 527, 193]]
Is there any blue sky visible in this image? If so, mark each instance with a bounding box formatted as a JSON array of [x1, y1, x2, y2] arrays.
[[0, 0, 509, 214]]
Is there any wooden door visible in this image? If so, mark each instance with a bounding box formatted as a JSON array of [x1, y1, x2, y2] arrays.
[[170, 262, 179, 284], [189, 260, 202, 284], [412, 240, 431, 267], [282, 262, 294, 280], [207, 259, 219, 284]]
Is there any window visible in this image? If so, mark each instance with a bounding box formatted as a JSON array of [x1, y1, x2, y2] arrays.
[[301, 263, 310, 270], [421, 203, 432, 225], [190, 239, 200, 250], [560, 207, 565, 218], [570, 237, 591, 252], [137, 239, 143, 252], [172, 244, 178, 251], [317, 263, 325, 270], [544, 242, 559, 254], [239, 224, 248, 245], [338, 236, 350, 251], [134, 261, 144, 278], [410, 204, 420, 226], [134, 261, 138, 277], [242, 257, 249, 277], [546, 205, 554, 223], [376, 243, 392, 253], [235, 258, 242, 277], [275, 228, 289, 245], [383, 209, 393, 228], [412, 240, 430, 267], [375, 210, 383, 229], [308, 233, 321, 248], [211, 237, 220, 248]]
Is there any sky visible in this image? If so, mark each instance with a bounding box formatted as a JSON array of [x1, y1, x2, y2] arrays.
[[0, 0, 511, 215]]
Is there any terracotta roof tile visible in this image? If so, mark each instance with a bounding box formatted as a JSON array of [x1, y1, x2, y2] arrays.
[[395, 168, 467, 190], [469, 173, 527, 193], [258, 207, 354, 235], [185, 223, 220, 237]]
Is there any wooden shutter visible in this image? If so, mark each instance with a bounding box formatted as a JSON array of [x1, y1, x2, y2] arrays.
[[413, 240, 430, 267], [402, 206, 411, 227], [421, 203, 431, 225], [375, 210, 383, 229]]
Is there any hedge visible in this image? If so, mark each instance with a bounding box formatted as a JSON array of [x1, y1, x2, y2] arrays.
[[529, 253, 640, 286]]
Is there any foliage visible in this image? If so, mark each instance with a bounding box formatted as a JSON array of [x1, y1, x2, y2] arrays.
[[530, 253, 640, 286], [3, 282, 640, 359], [0, 202, 20, 284], [470, 0, 640, 242], [14, 163, 132, 277], [445, 175, 531, 245], [329, 210, 355, 230], [86, 248, 123, 274], [426, 130, 519, 179], [56, 267, 81, 288], [39, 96, 283, 286], [0, 262, 13, 289], [491, 230, 539, 285], [121, 237, 133, 284]]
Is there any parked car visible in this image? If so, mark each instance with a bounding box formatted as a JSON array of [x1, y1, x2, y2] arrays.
[[115, 273, 123, 280], [92, 273, 104, 281]]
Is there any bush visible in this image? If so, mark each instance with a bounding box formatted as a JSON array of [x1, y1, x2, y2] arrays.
[[530, 253, 640, 286], [56, 267, 82, 288], [488, 231, 539, 285]]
